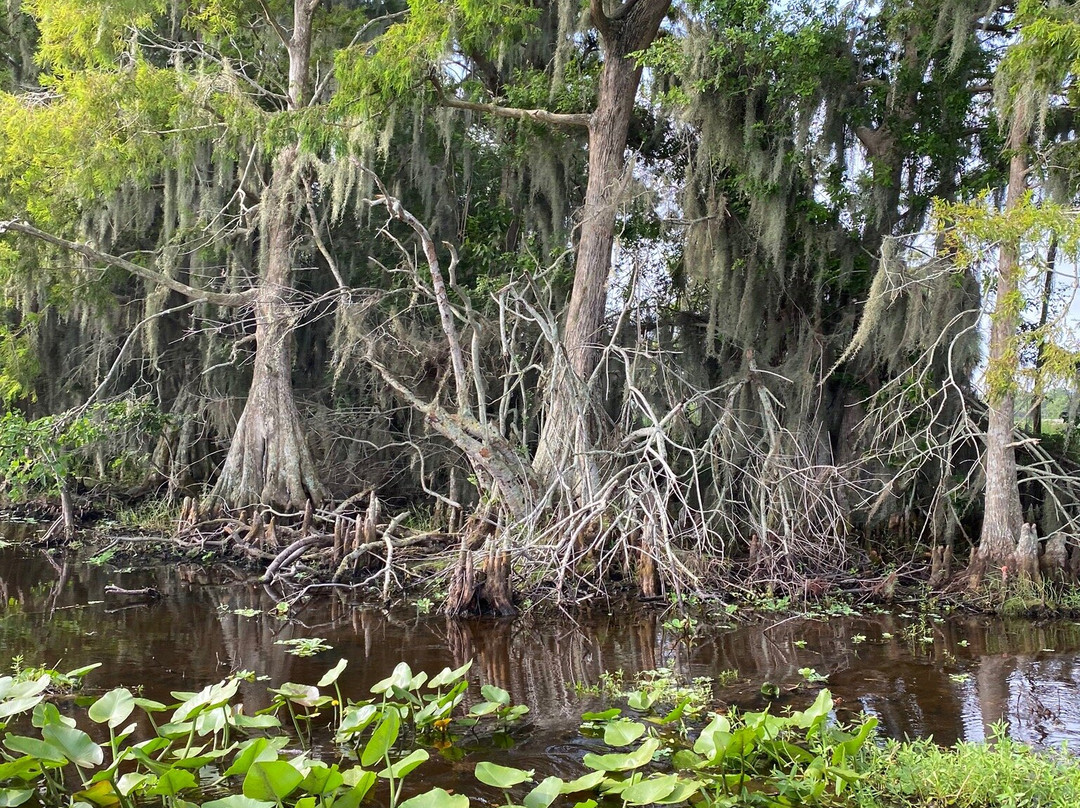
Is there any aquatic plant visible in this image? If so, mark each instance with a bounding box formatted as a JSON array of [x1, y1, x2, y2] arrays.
[[494, 688, 877, 808], [0, 658, 527, 808], [575, 667, 727, 716], [274, 637, 333, 658], [5, 658, 1074, 808], [853, 727, 1080, 808]]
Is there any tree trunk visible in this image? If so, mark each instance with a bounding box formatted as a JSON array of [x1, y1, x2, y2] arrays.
[[210, 2, 326, 511], [210, 144, 327, 510], [533, 0, 672, 480], [1031, 237, 1057, 436], [969, 123, 1028, 584]]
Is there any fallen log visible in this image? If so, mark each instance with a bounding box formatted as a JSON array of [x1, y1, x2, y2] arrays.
[[103, 585, 161, 600]]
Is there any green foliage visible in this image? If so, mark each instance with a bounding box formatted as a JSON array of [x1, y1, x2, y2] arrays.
[[937, 194, 1080, 401], [274, 638, 334, 658], [0, 63, 180, 226], [997, 0, 1080, 131], [25, 0, 166, 72], [5, 658, 1080, 808], [0, 398, 167, 500], [570, 687, 876, 808], [854, 728, 1080, 808], [332, 0, 539, 122], [576, 668, 720, 716], [0, 318, 39, 406]]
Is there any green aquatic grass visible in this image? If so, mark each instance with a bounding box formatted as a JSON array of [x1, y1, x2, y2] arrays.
[[854, 731, 1080, 808]]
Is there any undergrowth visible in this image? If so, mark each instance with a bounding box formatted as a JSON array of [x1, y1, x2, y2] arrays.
[[855, 728, 1080, 807]]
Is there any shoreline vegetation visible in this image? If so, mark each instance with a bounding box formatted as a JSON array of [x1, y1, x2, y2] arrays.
[[0, 657, 1077, 808], [5, 1, 1080, 621], [5, 500, 1080, 621]]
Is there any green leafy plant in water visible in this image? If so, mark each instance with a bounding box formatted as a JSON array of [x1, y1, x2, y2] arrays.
[[577, 668, 721, 718], [87, 546, 118, 566], [274, 637, 333, 657], [0, 656, 534, 808], [486, 688, 877, 808], [7, 657, 1077, 808], [662, 616, 698, 635], [853, 722, 1080, 808], [749, 593, 792, 614]]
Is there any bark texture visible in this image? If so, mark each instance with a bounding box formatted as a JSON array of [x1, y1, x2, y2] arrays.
[[970, 120, 1028, 583], [210, 2, 327, 510], [210, 143, 327, 510]]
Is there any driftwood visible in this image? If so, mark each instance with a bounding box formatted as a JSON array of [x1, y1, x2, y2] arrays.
[[103, 585, 161, 600], [261, 536, 323, 583], [175, 500, 454, 601]]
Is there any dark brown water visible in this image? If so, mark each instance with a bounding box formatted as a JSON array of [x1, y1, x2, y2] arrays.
[[3, 526, 1080, 768]]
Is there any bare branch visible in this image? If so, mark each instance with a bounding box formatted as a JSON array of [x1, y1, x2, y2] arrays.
[[301, 177, 348, 290], [439, 93, 591, 129], [255, 0, 291, 48], [0, 220, 255, 307], [78, 299, 202, 415], [362, 168, 473, 417]]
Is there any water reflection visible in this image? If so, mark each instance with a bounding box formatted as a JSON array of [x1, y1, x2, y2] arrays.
[[3, 532, 1080, 751]]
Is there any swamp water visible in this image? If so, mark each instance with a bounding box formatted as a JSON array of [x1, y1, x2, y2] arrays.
[[2, 528, 1080, 785]]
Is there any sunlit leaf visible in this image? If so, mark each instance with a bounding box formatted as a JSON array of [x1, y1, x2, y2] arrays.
[[479, 685, 510, 706], [378, 749, 429, 779], [582, 738, 659, 772], [0, 789, 34, 807], [41, 723, 103, 767], [581, 709, 620, 721], [603, 721, 646, 747], [620, 774, 680, 805], [242, 761, 303, 802], [225, 738, 284, 778], [317, 658, 348, 688], [361, 708, 400, 767], [427, 662, 472, 689], [32, 702, 75, 729], [397, 787, 469, 808], [523, 776, 563, 808], [474, 762, 533, 789], [558, 771, 605, 794], [202, 796, 275, 808], [115, 773, 154, 797], [148, 768, 197, 798], [74, 779, 120, 808], [300, 764, 344, 795], [89, 688, 136, 729], [0, 756, 43, 780]]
